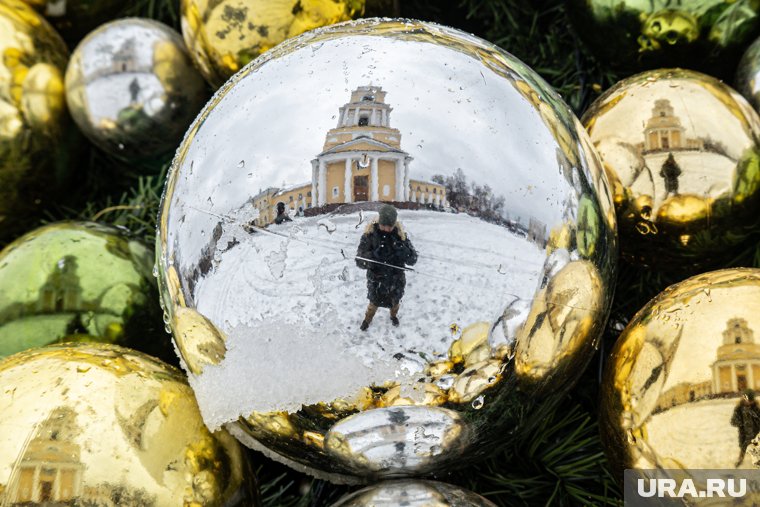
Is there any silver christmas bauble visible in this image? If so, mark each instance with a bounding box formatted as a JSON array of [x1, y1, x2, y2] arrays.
[[157, 19, 617, 482], [65, 18, 207, 159], [332, 480, 497, 506]]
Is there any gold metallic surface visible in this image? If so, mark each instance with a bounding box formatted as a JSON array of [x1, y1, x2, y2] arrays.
[[601, 268, 760, 483], [158, 19, 617, 482], [568, 0, 760, 75], [0, 0, 75, 243], [21, 0, 122, 42], [332, 479, 498, 507], [0, 221, 173, 363], [180, 0, 367, 88], [65, 18, 207, 159], [0, 343, 258, 506], [583, 68, 760, 268]]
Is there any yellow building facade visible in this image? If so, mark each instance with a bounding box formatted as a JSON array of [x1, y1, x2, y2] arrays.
[[641, 99, 703, 153], [6, 407, 84, 503], [252, 85, 446, 226]]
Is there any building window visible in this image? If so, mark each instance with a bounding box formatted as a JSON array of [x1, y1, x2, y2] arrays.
[[383, 184, 390, 196], [417, 186, 421, 191], [307, 191, 312, 197], [298, 193, 302, 200], [289, 195, 293, 201], [362, 95, 374, 101], [433, 188, 437, 194], [358, 116, 369, 126], [332, 186, 339, 197], [661, 135, 669, 149]]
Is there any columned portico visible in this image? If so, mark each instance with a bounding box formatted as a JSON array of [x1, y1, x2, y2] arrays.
[[371, 157, 379, 201], [318, 159, 327, 206]]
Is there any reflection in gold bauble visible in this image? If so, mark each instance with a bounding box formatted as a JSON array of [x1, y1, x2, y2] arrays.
[[21, 0, 122, 42], [180, 0, 368, 88], [0, 222, 172, 363], [601, 268, 760, 487], [0, 343, 258, 505], [583, 68, 760, 269], [568, 0, 760, 76], [0, 0, 75, 243], [65, 18, 207, 159]]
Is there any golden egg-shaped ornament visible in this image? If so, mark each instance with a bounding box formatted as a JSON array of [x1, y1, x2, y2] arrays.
[[0, 0, 78, 243], [0, 343, 259, 505], [601, 268, 760, 500], [583, 68, 760, 270], [331, 479, 497, 506], [180, 0, 400, 89], [21, 0, 123, 43], [157, 19, 618, 482], [65, 18, 208, 159], [567, 0, 760, 76], [0, 221, 173, 363]]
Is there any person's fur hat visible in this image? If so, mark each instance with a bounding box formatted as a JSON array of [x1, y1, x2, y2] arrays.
[[378, 204, 397, 226]]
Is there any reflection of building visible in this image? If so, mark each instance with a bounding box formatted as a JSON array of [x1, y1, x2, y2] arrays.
[[37, 256, 82, 312], [713, 318, 760, 394], [6, 407, 84, 503], [640, 99, 703, 153], [655, 318, 760, 411], [252, 86, 446, 226]]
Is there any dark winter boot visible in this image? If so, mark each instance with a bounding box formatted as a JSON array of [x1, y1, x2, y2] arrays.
[[360, 320, 370, 331], [390, 303, 400, 327]]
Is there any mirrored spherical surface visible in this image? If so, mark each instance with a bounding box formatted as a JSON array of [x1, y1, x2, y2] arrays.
[[0, 221, 172, 362], [583, 69, 760, 269], [601, 268, 760, 489], [332, 479, 497, 507], [65, 18, 207, 159], [0, 343, 258, 506], [568, 0, 760, 75], [158, 19, 617, 481], [21, 0, 123, 42], [0, 0, 75, 243], [180, 0, 366, 88]]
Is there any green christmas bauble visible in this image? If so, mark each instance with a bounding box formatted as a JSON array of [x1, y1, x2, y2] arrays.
[[568, 0, 760, 76], [0, 221, 172, 362]]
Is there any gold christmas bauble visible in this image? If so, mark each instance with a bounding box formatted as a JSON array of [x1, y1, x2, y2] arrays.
[[737, 35, 760, 113], [157, 19, 617, 482], [180, 0, 367, 88], [0, 0, 76, 243], [21, 0, 123, 43], [583, 68, 760, 269], [0, 221, 173, 363], [601, 268, 760, 481], [0, 343, 258, 505], [65, 18, 208, 159], [332, 479, 497, 506], [568, 0, 760, 76]]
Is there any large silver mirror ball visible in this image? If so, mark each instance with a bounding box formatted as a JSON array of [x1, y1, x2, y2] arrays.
[[332, 480, 497, 506], [157, 19, 617, 482], [65, 18, 207, 159]]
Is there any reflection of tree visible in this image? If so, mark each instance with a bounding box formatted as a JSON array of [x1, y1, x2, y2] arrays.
[[431, 169, 505, 223]]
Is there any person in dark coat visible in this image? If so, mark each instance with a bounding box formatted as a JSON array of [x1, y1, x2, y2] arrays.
[[356, 204, 417, 330], [731, 390, 760, 467], [660, 152, 682, 196], [274, 202, 292, 224]]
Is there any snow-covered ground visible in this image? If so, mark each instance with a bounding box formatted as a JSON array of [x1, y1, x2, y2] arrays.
[[645, 398, 748, 469], [188, 209, 548, 428]]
